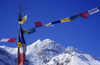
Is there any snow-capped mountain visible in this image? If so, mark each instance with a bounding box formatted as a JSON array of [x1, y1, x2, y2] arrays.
[[0, 39, 100, 65], [27, 39, 65, 63]]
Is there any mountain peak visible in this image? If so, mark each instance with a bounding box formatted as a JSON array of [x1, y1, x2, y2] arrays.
[[64, 46, 86, 55], [43, 38, 53, 42], [27, 39, 65, 63]]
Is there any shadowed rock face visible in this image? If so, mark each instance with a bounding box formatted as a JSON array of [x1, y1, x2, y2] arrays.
[[0, 48, 17, 65]]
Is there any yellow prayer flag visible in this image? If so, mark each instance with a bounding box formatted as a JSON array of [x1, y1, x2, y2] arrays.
[[60, 17, 71, 23], [17, 42, 22, 47], [19, 15, 27, 24], [24, 29, 28, 33]]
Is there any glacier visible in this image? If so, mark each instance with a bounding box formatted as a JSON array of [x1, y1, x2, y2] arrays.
[[0, 39, 100, 65]]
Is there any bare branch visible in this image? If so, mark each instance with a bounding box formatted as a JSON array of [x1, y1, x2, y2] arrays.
[[14, 0, 29, 21]]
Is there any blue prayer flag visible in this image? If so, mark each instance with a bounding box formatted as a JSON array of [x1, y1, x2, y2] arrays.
[[28, 28, 36, 35], [19, 24, 26, 44], [51, 20, 61, 24]]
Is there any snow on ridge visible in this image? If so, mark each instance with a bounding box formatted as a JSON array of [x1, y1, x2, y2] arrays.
[[64, 46, 86, 54], [26, 39, 52, 55], [64, 47, 100, 62], [27, 39, 64, 55], [47, 46, 100, 65], [26, 39, 42, 55], [91, 55, 100, 61], [42, 38, 65, 52], [0, 45, 17, 56], [27, 39, 42, 47]]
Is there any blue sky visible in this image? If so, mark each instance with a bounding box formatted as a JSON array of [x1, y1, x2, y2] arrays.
[[0, 0, 100, 57]]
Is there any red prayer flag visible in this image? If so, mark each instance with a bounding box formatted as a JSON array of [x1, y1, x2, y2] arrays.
[[78, 11, 89, 18], [18, 45, 29, 65], [0, 38, 17, 43], [34, 21, 43, 28], [7, 38, 17, 43]]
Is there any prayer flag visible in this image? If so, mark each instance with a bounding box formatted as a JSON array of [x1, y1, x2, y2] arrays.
[[60, 17, 71, 23], [98, 7, 100, 11], [28, 28, 36, 34], [88, 7, 99, 15], [69, 14, 79, 21], [44, 23, 54, 27], [51, 20, 61, 24], [24, 28, 36, 34], [19, 25, 26, 45], [0, 38, 17, 43], [78, 11, 89, 18], [19, 15, 27, 24], [34, 21, 43, 28]]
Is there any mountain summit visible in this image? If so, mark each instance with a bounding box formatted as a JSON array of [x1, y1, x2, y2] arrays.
[[0, 39, 100, 65]]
